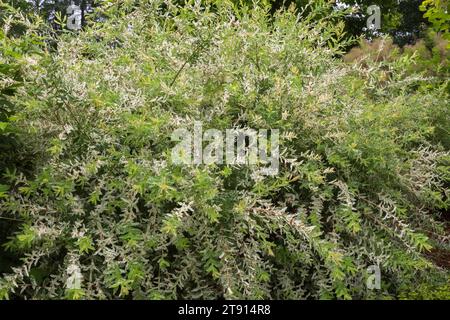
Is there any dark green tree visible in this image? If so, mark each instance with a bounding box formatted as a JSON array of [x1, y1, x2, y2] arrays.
[[339, 0, 428, 45], [236, 0, 429, 45]]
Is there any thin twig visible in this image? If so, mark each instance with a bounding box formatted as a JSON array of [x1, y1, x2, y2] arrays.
[[169, 34, 211, 87], [0, 216, 24, 222]]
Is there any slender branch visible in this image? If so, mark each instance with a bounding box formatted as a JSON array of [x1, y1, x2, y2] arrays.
[[170, 34, 211, 87], [0, 216, 24, 222]]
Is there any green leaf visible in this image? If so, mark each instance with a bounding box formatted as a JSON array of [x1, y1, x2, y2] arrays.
[[0, 184, 9, 198], [78, 236, 95, 254]]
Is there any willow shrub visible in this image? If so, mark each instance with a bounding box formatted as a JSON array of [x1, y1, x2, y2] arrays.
[[0, 0, 449, 299], [0, 3, 47, 179]]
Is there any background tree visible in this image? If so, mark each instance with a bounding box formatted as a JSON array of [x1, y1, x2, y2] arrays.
[[230, 0, 429, 45], [339, 0, 428, 45], [420, 0, 450, 44], [1, 0, 95, 29]]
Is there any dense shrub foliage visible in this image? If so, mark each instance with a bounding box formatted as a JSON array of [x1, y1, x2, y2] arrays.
[[0, 0, 449, 299]]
